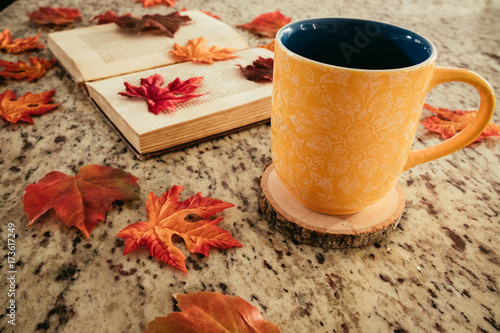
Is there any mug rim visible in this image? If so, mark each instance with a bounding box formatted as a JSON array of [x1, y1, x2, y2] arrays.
[[276, 17, 437, 72]]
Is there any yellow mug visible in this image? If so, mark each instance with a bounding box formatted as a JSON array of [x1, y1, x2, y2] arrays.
[[271, 18, 495, 215]]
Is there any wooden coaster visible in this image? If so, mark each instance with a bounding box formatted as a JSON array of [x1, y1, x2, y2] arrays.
[[258, 163, 406, 249]]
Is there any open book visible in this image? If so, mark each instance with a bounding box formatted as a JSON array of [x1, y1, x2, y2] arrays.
[[47, 10, 273, 158]]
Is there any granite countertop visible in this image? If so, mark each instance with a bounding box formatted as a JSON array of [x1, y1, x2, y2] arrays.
[[1, 0, 499, 332]]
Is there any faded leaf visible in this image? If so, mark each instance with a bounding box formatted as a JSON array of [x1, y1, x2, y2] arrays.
[[237, 56, 273, 82], [421, 103, 500, 142], [0, 89, 60, 124], [115, 11, 191, 37], [91, 11, 132, 25], [200, 10, 220, 20], [237, 11, 291, 38], [169, 36, 237, 64], [135, 0, 176, 7], [144, 292, 281, 333], [23, 165, 140, 240], [181, 7, 220, 20], [0, 57, 56, 81], [118, 73, 206, 115], [117, 186, 242, 274], [257, 39, 275, 52], [0, 29, 43, 54], [29, 7, 82, 26]]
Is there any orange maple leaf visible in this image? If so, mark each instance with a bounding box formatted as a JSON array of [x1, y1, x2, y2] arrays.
[[0, 29, 43, 54], [0, 89, 60, 124], [0, 57, 56, 81], [144, 292, 281, 333], [134, 0, 176, 7], [421, 103, 500, 142], [170, 36, 237, 64], [117, 185, 242, 274], [23, 165, 140, 241], [257, 39, 275, 52], [237, 11, 291, 38]]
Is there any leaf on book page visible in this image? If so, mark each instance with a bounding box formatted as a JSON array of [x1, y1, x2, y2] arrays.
[[169, 36, 238, 64], [134, 0, 176, 7], [117, 186, 242, 274], [421, 103, 500, 142], [29, 7, 82, 26], [115, 11, 191, 37], [0, 57, 56, 81], [237, 56, 274, 82], [118, 73, 206, 115], [0, 29, 43, 54], [143, 292, 281, 333], [0, 89, 60, 124], [91, 11, 132, 25], [23, 165, 141, 241], [237, 11, 291, 38]]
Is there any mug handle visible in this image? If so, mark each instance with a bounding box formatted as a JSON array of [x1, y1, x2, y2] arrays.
[[403, 67, 496, 171]]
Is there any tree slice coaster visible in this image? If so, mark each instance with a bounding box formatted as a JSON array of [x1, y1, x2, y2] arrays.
[[258, 163, 406, 249]]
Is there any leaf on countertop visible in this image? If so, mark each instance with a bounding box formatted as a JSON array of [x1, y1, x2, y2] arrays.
[[117, 186, 242, 274], [0, 29, 43, 54], [200, 10, 220, 20], [143, 292, 281, 333], [237, 56, 274, 82], [257, 39, 275, 52], [23, 165, 140, 241], [118, 73, 206, 115], [169, 36, 237, 64], [237, 11, 291, 38], [91, 11, 132, 25], [0, 57, 56, 81], [421, 103, 500, 142], [115, 11, 191, 37], [0, 89, 60, 124], [134, 0, 177, 7], [180, 7, 220, 20], [29, 7, 82, 26]]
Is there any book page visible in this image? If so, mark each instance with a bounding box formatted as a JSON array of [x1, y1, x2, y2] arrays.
[[86, 48, 273, 143], [48, 10, 249, 82]]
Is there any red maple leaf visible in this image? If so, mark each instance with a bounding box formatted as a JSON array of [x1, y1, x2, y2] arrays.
[[0, 29, 43, 54], [144, 292, 281, 332], [237, 56, 274, 82], [118, 73, 206, 115], [237, 11, 291, 38], [91, 11, 132, 25], [135, 0, 177, 7], [0, 89, 60, 124], [117, 186, 242, 274], [0, 57, 56, 81], [23, 165, 140, 240], [115, 11, 191, 37], [29, 7, 82, 26], [421, 103, 500, 142]]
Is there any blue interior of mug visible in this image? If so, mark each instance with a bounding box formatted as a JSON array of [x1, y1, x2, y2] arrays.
[[278, 18, 434, 70]]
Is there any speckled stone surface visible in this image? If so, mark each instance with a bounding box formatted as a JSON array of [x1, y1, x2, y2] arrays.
[[1, 0, 499, 332]]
